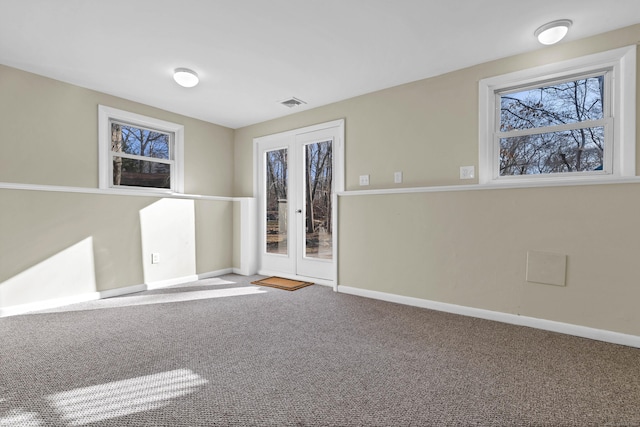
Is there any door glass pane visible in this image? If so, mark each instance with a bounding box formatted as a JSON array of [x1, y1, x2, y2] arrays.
[[304, 140, 332, 259], [265, 149, 288, 254]]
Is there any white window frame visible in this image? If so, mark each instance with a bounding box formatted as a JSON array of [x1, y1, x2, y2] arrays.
[[479, 45, 636, 185], [98, 105, 184, 193]]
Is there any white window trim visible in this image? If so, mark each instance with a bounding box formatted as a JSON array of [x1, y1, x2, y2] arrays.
[[98, 105, 185, 193], [479, 45, 636, 186]]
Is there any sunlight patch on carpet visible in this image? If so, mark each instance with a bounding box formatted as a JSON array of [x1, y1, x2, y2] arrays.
[[40, 286, 267, 313], [0, 409, 44, 427], [46, 369, 207, 425]]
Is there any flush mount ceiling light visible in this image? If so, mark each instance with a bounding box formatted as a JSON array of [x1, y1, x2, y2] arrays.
[[534, 19, 572, 45], [173, 68, 199, 88]]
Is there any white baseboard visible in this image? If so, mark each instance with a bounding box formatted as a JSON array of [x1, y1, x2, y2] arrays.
[[0, 270, 235, 318], [337, 285, 640, 349], [100, 284, 147, 299], [232, 267, 258, 276], [199, 268, 234, 279], [145, 274, 199, 290], [0, 292, 102, 318]]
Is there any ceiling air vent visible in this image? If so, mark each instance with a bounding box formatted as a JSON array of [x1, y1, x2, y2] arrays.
[[279, 97, 306, 108]]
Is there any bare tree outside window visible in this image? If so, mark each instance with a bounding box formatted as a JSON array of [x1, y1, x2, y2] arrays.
[[265, 148, 288, 254], [499, 74, 606, 176], [304, 140, 332, 259], [263, 142, 333, 259], [110, 122, 172, 189], [111, 124, 123, 185]]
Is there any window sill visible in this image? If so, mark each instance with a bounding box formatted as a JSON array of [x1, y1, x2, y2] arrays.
[[0, 182, 236, 201], [481, 174, 640, 189], [337, 176, 640, 197]]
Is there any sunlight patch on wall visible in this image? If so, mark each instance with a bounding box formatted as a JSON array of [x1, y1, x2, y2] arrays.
[[139, 199, 196, 285], [46, 369, 207, 425], [0, 237, 96, 308]]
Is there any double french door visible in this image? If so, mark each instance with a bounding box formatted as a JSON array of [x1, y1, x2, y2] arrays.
[[256, 120, 344, 284]]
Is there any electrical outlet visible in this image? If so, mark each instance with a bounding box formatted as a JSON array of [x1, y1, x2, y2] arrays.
[[151, 253, 160, 264], [394, 171, 403, 184], [460, 166, 475, 180], [359, 175, 370, 186]]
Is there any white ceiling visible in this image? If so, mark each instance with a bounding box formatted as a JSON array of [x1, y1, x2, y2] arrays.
[[1, 1, 638, 129]]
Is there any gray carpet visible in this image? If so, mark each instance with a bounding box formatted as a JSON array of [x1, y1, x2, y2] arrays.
[[1, 274, 639, 426]]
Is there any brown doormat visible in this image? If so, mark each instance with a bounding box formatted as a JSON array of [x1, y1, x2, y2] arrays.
[[251, 277, 314, 291]]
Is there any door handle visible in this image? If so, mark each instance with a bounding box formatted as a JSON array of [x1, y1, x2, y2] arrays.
[[296, 209, 302, 213]]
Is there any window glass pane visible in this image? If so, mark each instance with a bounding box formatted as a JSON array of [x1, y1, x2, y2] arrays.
[[111, 123, 170, 159], [265, 149, 288, 255], [113, 157, 171, 188], [499, 127, 604, 176], [500, 75, 605, 131]]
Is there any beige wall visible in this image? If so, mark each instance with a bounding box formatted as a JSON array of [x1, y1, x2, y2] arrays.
[[339, 184, 640, 336], [0, 64, 234, 196], [234, 24, 640, 336], [1, 189, 151, 299], [195, 199, 234, 274], [234, 24, 640, 196], [0, 66, 235, 309]]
